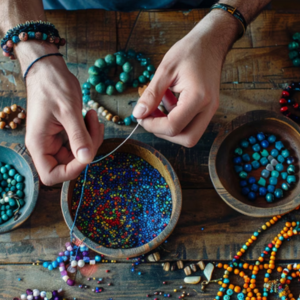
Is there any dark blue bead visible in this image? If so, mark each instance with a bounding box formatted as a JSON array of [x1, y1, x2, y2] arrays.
[[286, 157, 295, 164], [243, 164, 252, 172], [257, 132, 265, 141], [267, 185, 275, 193], [261, 140, 269, 148], [252, 144, 261, 152], [233, 156, 242, 164], [248, 136, 256, 144], [260, 157, 268, 166], [242, 154, 250, 162], [251, 161, 260, 169], [240, 180, 248, 187], [248, 177, 256, 184], [247, 192, 256, 201], [259, 187, 267, 196], [251, 184, 259, 192], [241, 187, 250, 195], [240, 140, 249, 148], [234, 165, 243, 173]]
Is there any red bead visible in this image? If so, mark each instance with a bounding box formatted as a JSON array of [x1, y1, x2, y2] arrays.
[[282, 91, 290, 97], [293, 103, 299, 109], [279, 98, 287, 104], [280, 106, 288, 112], [6, 40, 13, 48], [106, 270, 110, 273], [234, 255, 240, 259], [2, 51, 9, 57], [268, 243, 273, 248], [59, 38, 66, 46]]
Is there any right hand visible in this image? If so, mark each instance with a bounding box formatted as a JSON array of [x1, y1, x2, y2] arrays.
[[22, 47, 103, 186]]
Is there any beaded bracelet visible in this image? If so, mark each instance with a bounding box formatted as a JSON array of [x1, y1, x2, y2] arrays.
[[288, 32, 300, 67], [1, 20, 66, 59], [279, 82, 300, 122]]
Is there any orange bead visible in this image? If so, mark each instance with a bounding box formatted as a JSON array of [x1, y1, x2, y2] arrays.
[[234, 286, 241, 293], [270, 256, 276, 260], [273, 216, 278, 221], [264, 264, 269, 269], [234, 269, 239, 275], [217, 263, 223, 268], [237, 251, 243, 257], [286, 279, 291, 284], [248, 239, 253, 244], [244, 283, 249, 289], [258, 257, 264, 262], [247, 288, 252, 293], [250, 279, 256, 284], [288, 230, 293, 237], [245, 277, 250, 283], [270, 220, 275, 224], [251, 297, 256, 300], [253, 270, 258, 275], [229, 284, 234, 290], [263, 297, 268, 300], [223, 275, 229, 279], [217, 292, 223, 297], [243, 263, 249, 269], [292, 221, 296, 227], [269, 264, 275, 270], [259, 265, 263, 270], [251, 236, 257, 240], [250, 284, 256, 289], [254, 289, 259, 294], [254, 266, 259, 271], [286, 222, 292, 227], [287, 264, 292, 270], [218, 281, 223, 285], [264, 278, 269, 283], [280, 278, 286, 284], [267, 269, 272, 274], [257, 297, 262, 300], [247, 292, 253, 297], [227, 267, 233, 272], [222, 283, 227, 288], [277, 266, 283, 272], [266, 222, 271, 227], [249, 265, 253, 270], [223, 264, 229, 269], [246, 298, 250, 300], [246, 242, 250, 247], [239, 271, 245, 277]]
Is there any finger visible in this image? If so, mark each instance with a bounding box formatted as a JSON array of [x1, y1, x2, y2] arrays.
[[162, 89, 178, 112], [133, 64, 174, 119], [54, 146, 74, 165], [139, 89, 203, 137]]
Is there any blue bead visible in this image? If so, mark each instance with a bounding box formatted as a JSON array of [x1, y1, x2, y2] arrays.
[[287, 175, 296, 184], [12, 36, 20, 43], [270, 149, 279, 157], [243, 164, 252, 172], [124, 117, 132, 126], [248, 177, 256, 184], [52, 261, 58, 268], [266, 193, 274, 203], [267, 185, 275, 193], [240, 180, 248, 187], [259, 187, 267, 196], [248, 136, 256, 144], [268, 135, 277, 143], [281, 149, 290, 158], [28, 31, 36, 39], [234, 165, 243, 173], [261, 140, 269, 148], [250, 184, 258, 192], [275, 163, 284, 172], [257, 132, 265, 141], [43, 262, 49, 268], [286, 157, 295, 164], [233, 156, 242, 164], [56, 257, 63, 263], [248, 192, 256, 201], [95, 255, 101, 262], [48, 265, 53, 271], [260, 157, 269, 166], [269, 177, 278, 185], [271, 170, 279, 178], [281, 172, 288, 180], [275, 141, 284, 150], [226, 289, 233, 296], [131, 268, 135, 272], [252, 143, 261, 152], [274, 188, 283, 198], [251, 161, 260, 169], [277, 155, 285, 163], [241, 187, 250, 195], [240, 140, 249, 148], [242, 154, 250, 162], [82, 95, 91, 103], [261, 170, 270, 178]]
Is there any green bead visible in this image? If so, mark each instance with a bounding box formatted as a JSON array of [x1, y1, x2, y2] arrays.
[[1, 214, 8, 221], [94, 58, 107, 69], [104, 54, 116, 66], [147, 64, 155, 73], [289, 51, 298, 60], [82, 82, 91, 89], [123, 62, 133, 73], [150, 74, 154, 81], [252, 152, 261, 161], [89, 75, 103, 86], [106, 85, 115, 95], [271, 170, 279, 178], [260, 149, 269, 157], [293, 58, 300, 67], [138, 75, 147, 84], [16, 183, 24, 190], [234, 148, 243, 155], [287, 175, 296, 184], [120, 72, 130, 83], [115, 81, 126, 93], [132, 79, 139, 88], [293, 32, 300, 41], [95, 82, 106, 94], [143, 70, 150, 78], [124, 116, 132, 126], [239, 171, 247, 179], [281, 183, 290, 191], [116, 54, 126, 66], [6, 209, 13, 217], [88, 66, 101, 76], [258, 177, 266, 187], [288, 41, 299, 50], [8, 198, 16, 207]]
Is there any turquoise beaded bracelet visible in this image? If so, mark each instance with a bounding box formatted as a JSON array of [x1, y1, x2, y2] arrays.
[[288, 32, 300, 67]]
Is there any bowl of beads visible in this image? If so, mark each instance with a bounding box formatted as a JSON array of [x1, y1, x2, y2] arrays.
[[61, 138, 182, 258], [0, 143, 39, 233], [209, 110, 300, 217]]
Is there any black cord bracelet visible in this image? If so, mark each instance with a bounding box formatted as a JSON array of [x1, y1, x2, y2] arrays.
[[23, 53, 63, 82], [210, 3, 247, 39]]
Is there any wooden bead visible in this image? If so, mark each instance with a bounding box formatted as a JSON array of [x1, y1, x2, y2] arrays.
[[170, 263, 177, 271], [163, 262, 170, 271], [13, 117, 21, 125], [19, 32, 28, 41], [3, 107, 11, 114], [190, 264, 197, 272], [10, 104, 17, 112], [0, 121, 6, 129], [147, 252, 160, 262], [184, 266, 192, 276], [35, 32, 42, 40], [197, 261, 205, 270], [112, 116, 120, 123], [9, 121, 17, 129], [106, 113, 113, 121], [102, 110, 108, 117], [0, 112, 6, 119], [18, 112, 26, 119]]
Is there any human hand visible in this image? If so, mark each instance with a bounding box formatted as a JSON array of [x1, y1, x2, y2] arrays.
[[18, 43, 104, 185], [133, 10, 240, 147]]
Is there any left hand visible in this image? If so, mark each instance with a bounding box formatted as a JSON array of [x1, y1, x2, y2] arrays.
[[133, 10, 239, 147]]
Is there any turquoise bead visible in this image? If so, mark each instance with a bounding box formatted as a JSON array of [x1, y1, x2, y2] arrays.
[[1, 214, 8, 221], [16, 190, 23, 198], [120, 72, 130, 83], [143, 70, 150, 78], [269, 177, 277, 185], [281, 149, 290, 158], [240, 140, 249, 148], [106, 85, 115, 95], [6, 209, 13, 217], [237, 293, 244, 300], [251, 161, 260, 169], [150, 74, 154, 81], [123, 62, 133, 73], [16, 183, 24, 190], [115, 81, 126, 93], [265, 193, 274, 203], [239, 171, 247, 179], [95, 58, 107, 69], [282, 183, 290, 191], [261, 149, 269, 157], [223, 295, 230, 300], [274, 188, 283, 198], [89, 75, 103, 86], [82, 95, 91, 104], [275, 163, 284, 172], [288, 41, 299, 50], [258, 177, 266, 187], [127, 49, 136, 58], [27, 32, 35, 39], [293, 58, 300, 66], [287, 165, 295, 174], [124, 117, 132, 126], [293, 32, 300, 40], [261, 170, 270, 178], [0, 167, 6, 174], [12, 36, 20, 43], [131, 114, 137, 123], [88, 66, 101, 76], [8, 198, 16, 207], [82, 89, 90, 95], [3, 174, 8, 180], [104, 54, 116, 66], [19, 199, 25, 207], [5, 164, 11, 171], [147, 64, 155, 73], [275, 141, 284, 150], [234, 148, 243, 155], [15, 175, 23, 182], [252, 153, 261, 161], [138, 75, 147, 83], [271, 170, 279, 178], [116, 54, 126, 66], [277, 155, 285, 163], [281, 172, 288, 180], [287, 175, 296, 184], [132, 79, 139, 88], [260, 157, 268, 166], [42, 33, 48, 40], [270, 149, 279, 157], [1, 181, 7, 187], [82, 82, 91, 89], [140, 59, 149, 66], [289, 51, 298, 59], [95, 82, 106, 94]]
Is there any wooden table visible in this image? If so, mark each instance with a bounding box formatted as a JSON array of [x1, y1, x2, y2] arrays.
[[1, 7, 300, 300]]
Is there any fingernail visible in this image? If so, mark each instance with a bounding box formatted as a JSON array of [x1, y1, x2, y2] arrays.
[[133, 103, 147, 118], [77, 147, 93, 164]]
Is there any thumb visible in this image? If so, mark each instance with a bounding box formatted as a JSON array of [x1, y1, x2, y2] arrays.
[[133, 66, 172, 119], [60, 110, 95, 164]]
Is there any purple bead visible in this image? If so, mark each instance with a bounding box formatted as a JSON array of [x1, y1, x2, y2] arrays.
[[61, 270, 68, 276], [67, 278, 75, 286], [64, 250, 70, 256], [54, 298, 60, 300], [26, 289, 33, 295], [76, 255, 81, 260], [34, 297, 40, 300], [59, 262, 65, 266], [65, 242, 71, 248], [83, 251, 89, 256], [58, 251, 64, 256], [52, 290, 59, 297]]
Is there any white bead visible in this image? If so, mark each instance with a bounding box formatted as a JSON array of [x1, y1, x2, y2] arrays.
[[57, 288, 63, 293], [20, 294, 27, 300], [40, 291, 47, 297], [62, 275, 69, 282], [78, 259, 85, 268], [71, 260, 78, 267], [59, 266, 65, 272], [87, 100, 95, 106], [33, 289, 40, 296], [66, 245, 73, 251], [0, 199, 4, 204], [90, 260, 95, 265], [91, 102, 99, 110], [27, 296, 33, 300], [98, 106, 105, 114], [4, 196, 9, 203]]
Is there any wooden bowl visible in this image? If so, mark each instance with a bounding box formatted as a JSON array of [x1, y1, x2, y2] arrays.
[[209, 110, 300, 217], [0, 142, 39, 233], [61, 138, 182, 258]]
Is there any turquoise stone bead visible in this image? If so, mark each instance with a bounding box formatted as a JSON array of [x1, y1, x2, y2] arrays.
[[16, 190, 23, 198], [288, 41, 299, 50], [116, 54, 126, 66], [274, 188, 283, 198], [132, 79, 139, 88], [150, 74, 154, 81], [147, 64, 156, 73], [131, 114, 137, 123], [261, 149, 269, 157], [16, 183, 24, 190], [224, 295, 230, 300], [289, 51, 298, 59], [252, 152, 261, 161], [115, 81, 126, 93], [89, 75, 103, 86], [104, 54, 116, 66], [287, 165, 295, 174], [124, 116, 132, 126], [95, 58, 107, 69], [268, 135, 277, 143], [242, 154, 250, 162], [8, 198, 16, 207], [11, 180, 16, 186], [269, 177, 277, 185], [281, 172, 288, 180], [15, 175, 23, 182], [19, 199, 25, 207], [82, 82, 91, 89], [2, 174, 8, 180], [293, 32, 300, 40], [82, 89, 90, 95], [261, 170, 270, 178], [42, 33, 48, 40], [239, 171, 248, 179], [252, 144, 260, 152], [251, 161, 260, 169], [123, 62, 133, 73], [120, 72, 130, 83], [293, 58, 300, 67], [275, 163, 284, 172], [287, 175, 296, 184], [138, 75, 147, 83], [234, 166, 243, 173], [0, 167, 6, 174], [260, 157, 268, 166], [281, 183, 290, 191], [28, 31, 35, 39], [258, 177, 266, 187], [271, 170, 279, 178], [95, 82, 106, 94], [106, 85, 115, 95], [237, 293, 244, 300], [6, 209, 13, 217], [82, 95, 91, 104], [270, 149, 279, 157], [127, 49, 136, 58], [277, 155, 285, 163], [1, 181, 7, 187], [265, 193, 274, 203], [281, 149, 290, 158], [88, 66, 101, 76], [240, 140, 249, 148], [275, 141, 284, 150], [143, 70, 150, 78], [234, 148, 243, 155], [140, 59, 149, 66], [1, 214, 8, 221], [5, 164, 11, 170]]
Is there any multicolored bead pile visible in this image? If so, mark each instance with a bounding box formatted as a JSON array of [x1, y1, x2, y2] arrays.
[[0, 162, 25, 224], [213, 207, 300, 300], [17, 288, 65, 300], [71, 152, 172, 249], [288, 33, 300, 66], [279, 82, 300, 122], [233, 132, 297, 202]]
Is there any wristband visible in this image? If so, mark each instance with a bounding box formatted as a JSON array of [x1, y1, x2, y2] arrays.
[[210, 3, 247, 39]]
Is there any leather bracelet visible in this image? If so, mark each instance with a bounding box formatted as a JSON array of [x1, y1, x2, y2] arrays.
[[210, 3, 247, 39]]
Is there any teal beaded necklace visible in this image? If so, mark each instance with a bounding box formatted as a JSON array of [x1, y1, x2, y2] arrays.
[[81, 49, 157, 126], [288, 33, 300, 67]]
